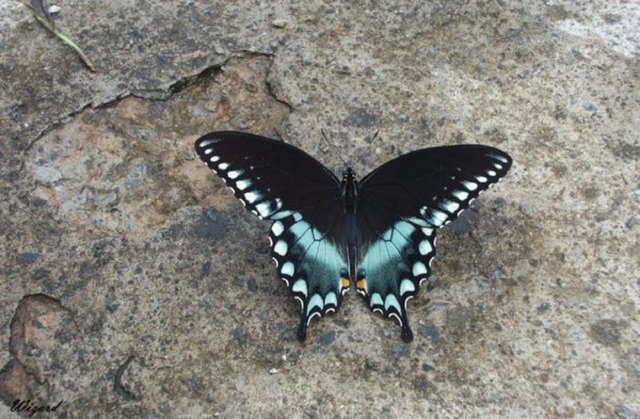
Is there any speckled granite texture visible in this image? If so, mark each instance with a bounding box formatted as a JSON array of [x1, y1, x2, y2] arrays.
[[0, 1, 638, 417]]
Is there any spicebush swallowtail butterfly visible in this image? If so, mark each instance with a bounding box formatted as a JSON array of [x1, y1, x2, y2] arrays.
[[195, 131, 512, 342]]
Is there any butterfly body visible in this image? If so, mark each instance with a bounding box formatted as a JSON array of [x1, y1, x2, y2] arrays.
[[195, 131, 512, 342], [338, 168, 359, 279]]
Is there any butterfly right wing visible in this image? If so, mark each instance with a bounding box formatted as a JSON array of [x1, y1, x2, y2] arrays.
[[195, 131, 349, 341], [356, 145, 512, 341]]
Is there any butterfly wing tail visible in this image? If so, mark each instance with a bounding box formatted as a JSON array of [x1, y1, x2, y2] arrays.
[[297, 316, 309, 342], [401, 318, 414, 343]]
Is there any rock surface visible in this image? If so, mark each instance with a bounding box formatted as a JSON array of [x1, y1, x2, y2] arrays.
[[0, 1, 638, 417]]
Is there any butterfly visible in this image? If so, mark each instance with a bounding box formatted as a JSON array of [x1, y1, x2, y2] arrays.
[[195, 131, 512, 342]]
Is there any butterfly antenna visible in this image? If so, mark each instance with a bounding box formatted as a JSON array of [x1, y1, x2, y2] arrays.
[[321, 129, 348, 169], [369, 129, 380, 143]]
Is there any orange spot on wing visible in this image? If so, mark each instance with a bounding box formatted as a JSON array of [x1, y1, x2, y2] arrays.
[[357, 279, 366, 290], [341, 277, 350, 289]]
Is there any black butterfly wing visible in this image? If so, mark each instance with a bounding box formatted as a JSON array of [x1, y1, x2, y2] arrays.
[[356, 145, 512, 341], [195, 132, 349, 341]]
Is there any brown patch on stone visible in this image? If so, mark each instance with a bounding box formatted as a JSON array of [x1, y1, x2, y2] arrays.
[[0, 360, 49, 410], [9, 294, 79, 384], [24, 56, 290, 240]]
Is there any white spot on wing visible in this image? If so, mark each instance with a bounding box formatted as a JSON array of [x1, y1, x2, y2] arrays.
[[236, 180, 251, 191], [461, 181, 478, 191], [218, 162, 230, 171], [452, 190, 469, 201], [227, 170, 243, 179], [490, 154, 509, 164], [307, 294, 324, 315], [203, 148, 213, 155], [413, 261, 427, 276], [324, 292, 337, 307], [198, 139, 215, 147], [256, 201, 272, 217], [419, 240, 433, 255], [370, 293, 383, 308], [281, 261, 294, 276], [244, 191, 261, 204], [420, 207, 448, 226], [274, 240, 288, 256], [400, 279, 415, 295], [441, 200, 460, 214], [430, 209, 448, 226], [271, 221, 284, 236], [292, 279, 307, 296], [209, 155, 220, 162], [487, 170, 497, 176], [384, 294, 401, 313], [475, 175, 488, 183]]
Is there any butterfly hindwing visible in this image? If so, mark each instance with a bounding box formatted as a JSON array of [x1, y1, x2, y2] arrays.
[[269, 212, 349, 341], [357, 145, 512, 341], [357, 218, 437, 342]]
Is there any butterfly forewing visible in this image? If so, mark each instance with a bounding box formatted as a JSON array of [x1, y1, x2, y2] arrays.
[[195, 131, 348, 341], [195, 132, 341, 227], [357, 145, 512, 341]]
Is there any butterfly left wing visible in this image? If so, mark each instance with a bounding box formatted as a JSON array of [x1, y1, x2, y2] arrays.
[[195, 131, 349, 341], [356, 145, 512, 341]]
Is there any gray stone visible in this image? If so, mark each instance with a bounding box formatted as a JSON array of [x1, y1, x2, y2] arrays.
[[0, 1, 638, 417]]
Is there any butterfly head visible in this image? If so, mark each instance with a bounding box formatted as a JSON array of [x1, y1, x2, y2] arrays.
[[341, 167, 357, 184]]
